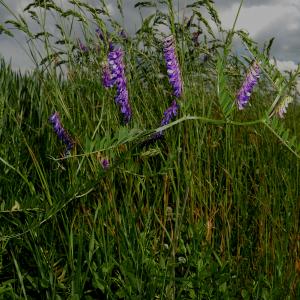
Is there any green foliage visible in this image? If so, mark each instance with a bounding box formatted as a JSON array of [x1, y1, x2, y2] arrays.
[[264, 117, 300, 158], [216, 55, 235, 120]]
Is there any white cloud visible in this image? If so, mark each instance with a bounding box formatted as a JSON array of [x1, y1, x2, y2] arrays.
[[219, 3, 298, 37], [270, 59, 298, 72]]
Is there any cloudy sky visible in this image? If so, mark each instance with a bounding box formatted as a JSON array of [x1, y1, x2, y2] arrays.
[[0, 0, 299, 72]]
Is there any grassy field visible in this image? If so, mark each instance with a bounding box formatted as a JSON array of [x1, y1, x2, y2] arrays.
[[0, 0, 300, 299]]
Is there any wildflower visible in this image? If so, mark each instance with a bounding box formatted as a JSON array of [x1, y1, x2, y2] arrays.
[[276, 95, 293, 118], [106, 48, 132, 123], [161, 100, 180, 126], [78, 39, 88, 52], [236, 61, 260, 110], [49, 112, 74, 155], [163, 35, 183, 98], [154, 100, 180, 139], [102, 63, 113, 88], [101, 158, 109, 170]]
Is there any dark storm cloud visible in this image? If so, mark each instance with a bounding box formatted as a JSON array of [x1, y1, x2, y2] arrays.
[[1, 0, 300, 71], [255, 16, 300, 63]]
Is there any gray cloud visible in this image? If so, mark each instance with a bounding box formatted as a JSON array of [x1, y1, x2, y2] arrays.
[[255, 16, 300, 63], [0, 0, 300, 71], [214, 0, 287, 8]]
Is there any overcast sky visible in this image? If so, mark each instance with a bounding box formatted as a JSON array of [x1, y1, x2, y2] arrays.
[[0, 0, 299, 72]]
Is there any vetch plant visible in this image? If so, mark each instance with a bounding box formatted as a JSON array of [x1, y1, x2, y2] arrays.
[[154, 100, 180, 139], [102, 63, 113, 88], [161, 100, 180, 127], [163, 35, 183, 98], [49, 112, 74, 156], [145, 35, 183, 143], [101, 158, 109, 170], [236, 61, 260, 110], [103, 47, 132, 124], [276, 95, 293, 118]]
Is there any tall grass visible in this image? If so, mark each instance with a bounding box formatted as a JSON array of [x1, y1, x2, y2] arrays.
[[0, 0, 300, 299]]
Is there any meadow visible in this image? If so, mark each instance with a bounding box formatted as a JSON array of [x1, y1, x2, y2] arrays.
[[0, 0, 300, 299]]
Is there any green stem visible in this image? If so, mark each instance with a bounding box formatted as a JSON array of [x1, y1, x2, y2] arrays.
[[53, 115, 266, 161], [263, 121, 300, 159], [155, 115, 265, 131]]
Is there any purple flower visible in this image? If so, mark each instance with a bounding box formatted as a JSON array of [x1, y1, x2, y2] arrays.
[[161, 100, 179, 126], [163, 35, 183, 98], [154, 100, 180, 139], [104, 48, 132, 124], [101, 158, 109, 170], [78, 39, 88, 52], [49, 112, 74, 155], [102, 63, 113, 88], [277, 95, 293, 118], [236, 61, 260, 110]]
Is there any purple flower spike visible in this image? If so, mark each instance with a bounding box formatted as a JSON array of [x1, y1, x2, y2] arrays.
[[154, 100, 180, 139], [277, 95, 293, 118], [49, 112, 74, 156], [106, 48, 132, 123], [102, 64, 113, 88], [101, 158, 109, 170], [163, 35, 183, 98], [161, 100, 180, 126], [236, 61, 260, 110]]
